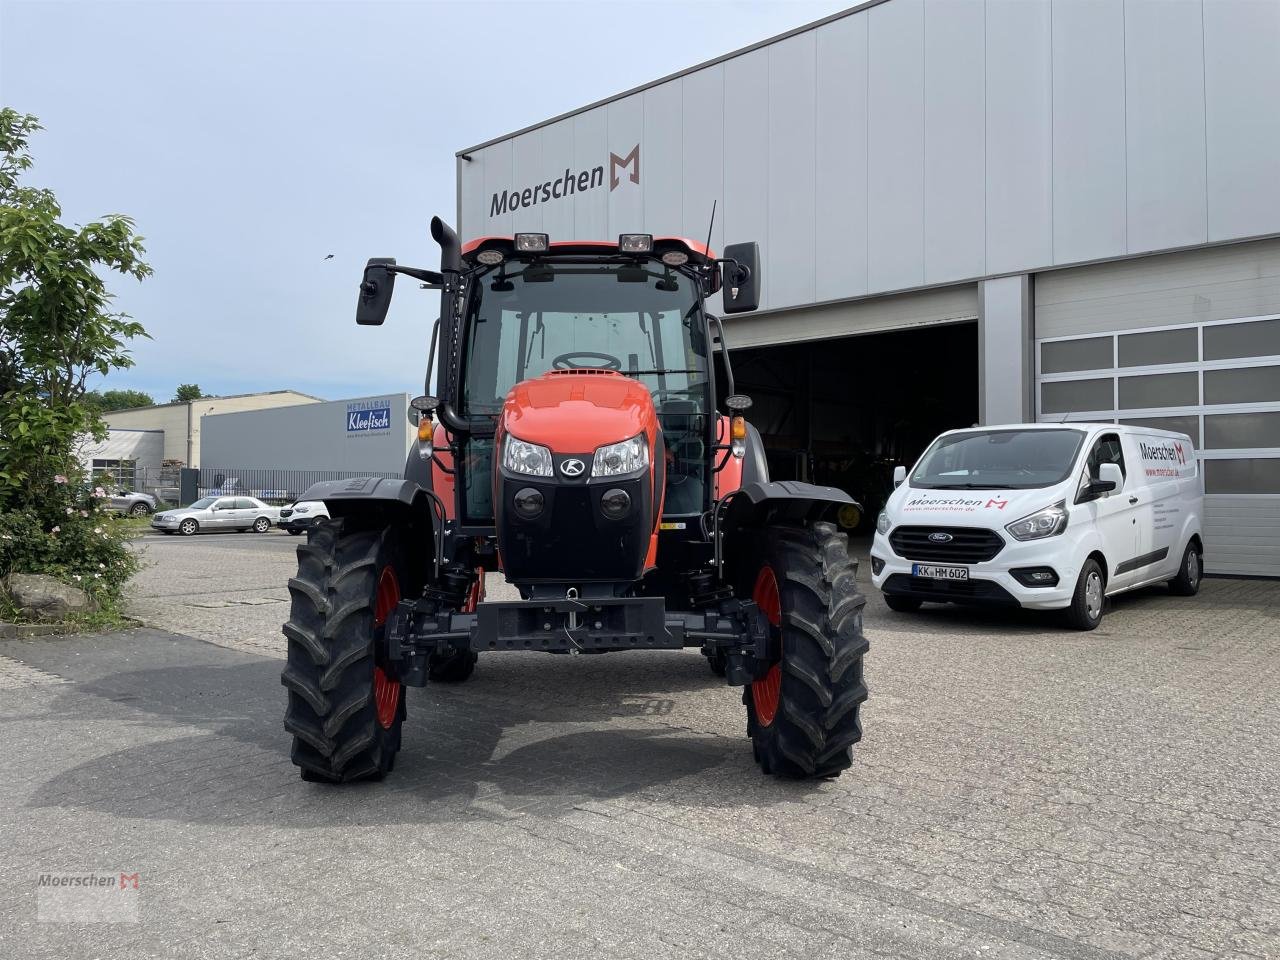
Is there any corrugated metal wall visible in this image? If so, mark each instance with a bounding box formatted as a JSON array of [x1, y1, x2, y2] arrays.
[[458, 0, 1280, 325], [1035, 238, 1280, 576]]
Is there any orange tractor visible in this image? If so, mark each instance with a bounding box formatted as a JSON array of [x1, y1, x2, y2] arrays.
[[282, 219, 868, 781]]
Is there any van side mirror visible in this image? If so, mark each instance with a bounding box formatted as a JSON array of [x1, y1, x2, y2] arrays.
[[356, 257, 397, 326], [721, 242, 760, 313], [1091, 462, 1123, 496], [892, 465, 907, 488]]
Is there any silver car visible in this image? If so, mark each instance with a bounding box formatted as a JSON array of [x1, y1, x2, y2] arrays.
[[151, 496, 281, 536], [108, 489, 159, 516]]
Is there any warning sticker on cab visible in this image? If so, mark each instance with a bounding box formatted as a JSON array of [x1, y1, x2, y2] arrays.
[[660, 522, 687, 530]]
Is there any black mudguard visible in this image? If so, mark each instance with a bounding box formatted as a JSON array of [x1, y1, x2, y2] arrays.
[[722, 479, 857, 530], [298, 477, 440, 556]]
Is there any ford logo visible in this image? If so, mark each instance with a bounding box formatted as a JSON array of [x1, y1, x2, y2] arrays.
[[928, 532, 953, 543], [560, 458, 585, 477]]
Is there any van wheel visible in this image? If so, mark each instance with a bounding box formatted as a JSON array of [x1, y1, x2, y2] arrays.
[[1169, 541, 1202, 597], [884, 594, 923, 613], [1064, 559, 1105, 630]]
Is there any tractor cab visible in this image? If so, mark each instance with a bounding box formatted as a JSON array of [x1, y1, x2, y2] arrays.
[[453, 235, 722, 527]]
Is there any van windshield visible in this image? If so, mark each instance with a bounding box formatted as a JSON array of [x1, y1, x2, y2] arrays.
[[911, 429, 1086, 489]]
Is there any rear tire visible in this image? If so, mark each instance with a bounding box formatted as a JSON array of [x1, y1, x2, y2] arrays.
[[281, 518, 415, 782], [253, 516, 271, 533], [1169, 540, 1202, 596], [129, 502, 150, 516], [743, 522, 869, 779], [884, 594, 923, 613], [1064, 558, 1105, 630]]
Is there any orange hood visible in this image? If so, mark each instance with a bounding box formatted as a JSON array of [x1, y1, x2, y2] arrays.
[[501, 371, 656, 454]]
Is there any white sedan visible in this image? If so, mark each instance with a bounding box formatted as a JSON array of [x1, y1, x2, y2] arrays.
[[151, 496, 281, 536]]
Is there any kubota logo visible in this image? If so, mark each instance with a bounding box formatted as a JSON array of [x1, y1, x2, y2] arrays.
[[489, 144, 640, 218], [560, 458, 585, 477]]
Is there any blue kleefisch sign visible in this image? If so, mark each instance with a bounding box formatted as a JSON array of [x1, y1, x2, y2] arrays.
[[346, 400, 391, 433]]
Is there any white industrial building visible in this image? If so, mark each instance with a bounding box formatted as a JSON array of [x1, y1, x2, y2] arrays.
[[201, 393, 415, 478], [455, 0, 1280, 576]]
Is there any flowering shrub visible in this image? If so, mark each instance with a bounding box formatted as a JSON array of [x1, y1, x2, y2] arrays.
[[0, 470, 139, 611]]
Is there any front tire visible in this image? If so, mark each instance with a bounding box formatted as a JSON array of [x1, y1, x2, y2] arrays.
[[253, 516, 271, 533], [744, 522, 869, 779], [179, 518, 199, 536], [1065, 558, 1105, 630], [281, 519, 414, 783], [1169, 540, 1202, 596]]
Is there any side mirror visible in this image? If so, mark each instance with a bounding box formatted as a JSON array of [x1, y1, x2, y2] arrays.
[[356, 257, 397, 326], [1092, 462, 1123, 495], [893, 465, 907, 488], [721, 242, 760, 314]]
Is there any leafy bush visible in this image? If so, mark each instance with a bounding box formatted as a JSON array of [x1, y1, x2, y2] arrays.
[[0, 473, 139, 612]]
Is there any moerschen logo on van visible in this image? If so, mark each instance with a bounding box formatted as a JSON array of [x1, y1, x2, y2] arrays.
[[1140, 440, 1186, 465], [346, 400, 391, 433]]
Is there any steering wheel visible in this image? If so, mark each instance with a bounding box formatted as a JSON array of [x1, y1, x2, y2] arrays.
[[552, 351, 622, 371]]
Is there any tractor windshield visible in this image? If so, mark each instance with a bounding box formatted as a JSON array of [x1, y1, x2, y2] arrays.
[[461, 259, 709, 416]]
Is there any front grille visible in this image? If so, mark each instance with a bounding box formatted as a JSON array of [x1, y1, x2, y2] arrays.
[[889, 526, 1005, 563], [883, 573, 1019, 606]]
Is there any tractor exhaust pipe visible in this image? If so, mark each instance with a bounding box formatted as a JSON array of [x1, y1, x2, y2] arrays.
[[431, 216, 461, 274]]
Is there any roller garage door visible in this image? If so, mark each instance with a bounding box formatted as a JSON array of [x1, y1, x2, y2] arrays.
[[1035, 240, 1280, 576]]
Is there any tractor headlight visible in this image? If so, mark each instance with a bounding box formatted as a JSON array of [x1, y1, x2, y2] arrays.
[[502, 436, 554, 477], [1005, 501, 1069, 541], [592, 434, 649, 477]]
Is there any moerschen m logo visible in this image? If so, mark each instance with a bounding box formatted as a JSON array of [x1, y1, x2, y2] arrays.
[[489, 144, 640, 218], [346, 400, 391, 433]]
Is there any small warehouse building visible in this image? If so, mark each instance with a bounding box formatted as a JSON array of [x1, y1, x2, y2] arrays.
[[200, 393, 415, 498], [455, 0, 1280, 576], [100, 390, 322, 468]]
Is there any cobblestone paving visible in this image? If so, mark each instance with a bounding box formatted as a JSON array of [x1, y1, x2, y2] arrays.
[[0, 532, 1276, 958]]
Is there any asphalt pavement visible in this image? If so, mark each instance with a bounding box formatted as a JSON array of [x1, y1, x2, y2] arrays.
[[0, 532, 1276, 958]]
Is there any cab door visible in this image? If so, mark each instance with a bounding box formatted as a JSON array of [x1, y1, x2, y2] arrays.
[[1075, 432, 1140, 590]]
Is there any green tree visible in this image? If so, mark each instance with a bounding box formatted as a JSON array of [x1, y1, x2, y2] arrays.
[[172, 383, 205, 403], [84, 388, 154, 411], [0, 107, 151, 510]]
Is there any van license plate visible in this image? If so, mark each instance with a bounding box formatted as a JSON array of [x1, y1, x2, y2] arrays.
[[912, 563, 969, 581]]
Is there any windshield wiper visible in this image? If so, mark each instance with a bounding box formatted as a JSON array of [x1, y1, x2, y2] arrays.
[[927, 483, 1018, 489]]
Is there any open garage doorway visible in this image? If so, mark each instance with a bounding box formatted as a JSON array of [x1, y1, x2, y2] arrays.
[[722, 321, 979, 531]]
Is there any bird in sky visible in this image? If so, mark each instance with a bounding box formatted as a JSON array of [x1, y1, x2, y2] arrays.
[[323, 253, 334, 260]]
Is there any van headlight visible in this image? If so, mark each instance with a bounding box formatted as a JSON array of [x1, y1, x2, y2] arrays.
[[1005, 501, 1068, 541], [876, 510, 891, 535], [592, 434, 648, 477], [502, 436, 554, 477]]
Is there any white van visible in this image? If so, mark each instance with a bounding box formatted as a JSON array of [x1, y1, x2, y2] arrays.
[[870, 423, 1203, 629]]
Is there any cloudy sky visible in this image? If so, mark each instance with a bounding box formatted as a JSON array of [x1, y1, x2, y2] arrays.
[[1, 0, 848, 403]]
